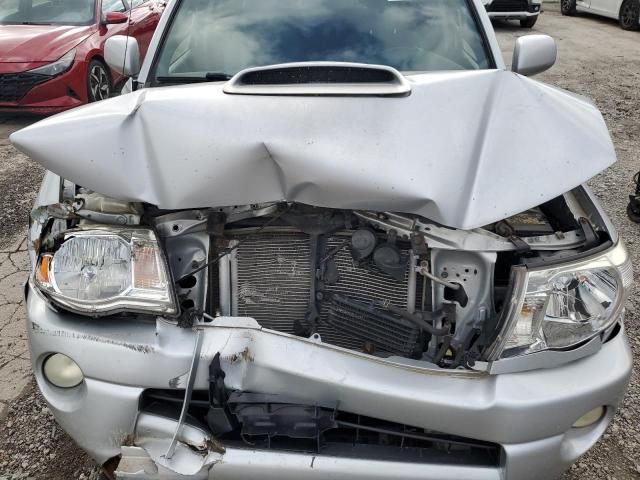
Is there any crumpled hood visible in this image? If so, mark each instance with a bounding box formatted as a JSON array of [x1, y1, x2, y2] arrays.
[[0, 25, 94, 62], [11, 69, 615, 230]]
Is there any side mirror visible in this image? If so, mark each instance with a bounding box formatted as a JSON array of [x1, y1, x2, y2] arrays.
[[105, 36, 141, 77], [104, 11, 128, 24], [512, 35, 557, 76]]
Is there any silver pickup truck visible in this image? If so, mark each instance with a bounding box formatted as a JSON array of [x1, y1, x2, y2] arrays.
[[10, 0, 631, 479]]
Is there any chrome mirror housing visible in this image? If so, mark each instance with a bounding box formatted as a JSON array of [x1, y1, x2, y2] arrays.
[[105, 35, 141, 77], [512, 34, 557, 76]]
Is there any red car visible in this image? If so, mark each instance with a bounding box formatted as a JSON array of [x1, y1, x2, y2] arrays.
[[0, 0, 165, 114]]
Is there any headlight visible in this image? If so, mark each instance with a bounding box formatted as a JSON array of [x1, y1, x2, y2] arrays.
[[34, 226, 177, 316], [487, 241, 632, 360], [29, 48, 76, 77]]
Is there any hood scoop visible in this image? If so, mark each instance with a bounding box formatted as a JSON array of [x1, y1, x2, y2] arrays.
[[222, 62, 412, 97]]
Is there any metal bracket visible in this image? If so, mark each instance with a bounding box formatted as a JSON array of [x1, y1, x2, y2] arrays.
[[508, 235, 531, 254], [163, 328, 204, 460], [578, 217, 599, 250], [206, 353, 236, 435]]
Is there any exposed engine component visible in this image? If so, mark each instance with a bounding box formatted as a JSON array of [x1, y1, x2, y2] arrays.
[[350, 228, 377, 261], [372, 232, 407, 281], [203, 205, 498, 362], [36, 184, 614, 370], [326, 294, 424, 358], [74, 189, 142, 225], [215, 229, 424, 356], [111, 188, 610, 369]]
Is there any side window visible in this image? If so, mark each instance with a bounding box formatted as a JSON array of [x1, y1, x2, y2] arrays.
[[130, 0, 146, 7], [101, 0, 127, 16]]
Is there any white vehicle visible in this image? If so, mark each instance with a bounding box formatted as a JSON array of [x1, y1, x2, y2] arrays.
[[562, 0, 640, 30], [484, 0, 543, 28]]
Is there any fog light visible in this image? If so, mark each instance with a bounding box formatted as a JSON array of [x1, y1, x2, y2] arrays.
[[43, 353, 84, 388], [572, 406, 605, 428]]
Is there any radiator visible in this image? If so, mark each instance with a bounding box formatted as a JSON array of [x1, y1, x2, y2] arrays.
[[215, 230, 423, 356]]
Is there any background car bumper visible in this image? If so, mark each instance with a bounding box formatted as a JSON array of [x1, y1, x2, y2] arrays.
[[486, 0, 542, 20], [487, 11, 540, 20], [25, 286, 632, 480], [0, 60, 88, 114]]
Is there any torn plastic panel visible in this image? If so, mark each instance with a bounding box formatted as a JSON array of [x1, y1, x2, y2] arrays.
[[138, 387, 501, 464], [127, 412, 222, 478], [130, 349, 500, 477]]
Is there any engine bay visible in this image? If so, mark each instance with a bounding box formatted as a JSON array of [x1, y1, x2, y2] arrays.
[[144, 189, 612, 370], [31, 182, 614, 371]]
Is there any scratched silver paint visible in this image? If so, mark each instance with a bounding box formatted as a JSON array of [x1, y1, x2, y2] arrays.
[[25, 291, 633, 479]]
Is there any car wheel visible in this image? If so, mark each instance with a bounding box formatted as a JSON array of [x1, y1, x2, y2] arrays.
[[619, 0, 640, 30], [561, 0, 577, 15], [520, 16, 538, 28], [627, 203, 640, 223], [87, 59, 112, 102]]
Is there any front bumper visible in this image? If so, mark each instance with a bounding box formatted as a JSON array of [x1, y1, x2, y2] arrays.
[[0, 61, 88, 114], [26, 285, 632, 480], [487, 10, 539, 20], [486, 2, 541, 20]]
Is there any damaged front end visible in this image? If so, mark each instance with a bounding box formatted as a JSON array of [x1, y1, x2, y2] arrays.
[[11, 57, 632, 480], [21, 172, 632, 479], [27, 179, 629, 371]]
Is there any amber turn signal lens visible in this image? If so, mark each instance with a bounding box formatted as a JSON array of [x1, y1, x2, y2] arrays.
[[36, 254, 53, 286]]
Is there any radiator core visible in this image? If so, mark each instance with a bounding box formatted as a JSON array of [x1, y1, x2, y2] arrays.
[[216, 230, 423, 356]]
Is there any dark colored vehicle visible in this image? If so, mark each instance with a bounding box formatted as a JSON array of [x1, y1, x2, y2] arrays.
[[0, 0, 165, 114]]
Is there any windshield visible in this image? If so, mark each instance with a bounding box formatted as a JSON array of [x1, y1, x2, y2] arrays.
[[0, 0, 96, 26], [152, 0, 492, 83]]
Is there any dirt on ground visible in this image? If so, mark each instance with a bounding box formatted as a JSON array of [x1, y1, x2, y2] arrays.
[[0, 383, 99, 480], [0, 117, 44, 251], [0, 4, 640, 479]]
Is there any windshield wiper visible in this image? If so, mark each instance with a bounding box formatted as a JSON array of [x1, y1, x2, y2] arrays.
[[155, 72, 232, 84]]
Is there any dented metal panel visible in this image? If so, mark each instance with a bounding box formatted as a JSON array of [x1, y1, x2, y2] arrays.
[[26, 286, 633, 479], [10, 69, 615, 229], [26, 287, 631, 447]]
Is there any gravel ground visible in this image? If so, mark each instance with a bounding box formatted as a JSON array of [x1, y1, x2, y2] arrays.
[[0, 383, 100, 480], [0, 4, 639, 479], [0, 117, 43, 250]]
